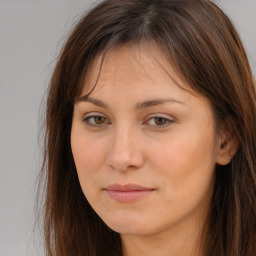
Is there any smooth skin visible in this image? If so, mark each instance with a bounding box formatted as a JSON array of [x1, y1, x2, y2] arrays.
[[71, 44, 237, 256]]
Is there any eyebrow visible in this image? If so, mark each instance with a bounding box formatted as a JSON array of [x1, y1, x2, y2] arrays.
[[77, 96, 108, 108], [76, 96, 186, 109], [135, 98, 186, 109]]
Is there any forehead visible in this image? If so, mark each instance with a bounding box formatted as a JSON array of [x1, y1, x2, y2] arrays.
[[80, 43, 192, 97]]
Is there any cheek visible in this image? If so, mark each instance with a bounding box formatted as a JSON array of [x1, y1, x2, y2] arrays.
[[70, 126, 107, 195], [148, 128, 216, 192], [71, 121, 106, 167], [149, 135, 216, 219]]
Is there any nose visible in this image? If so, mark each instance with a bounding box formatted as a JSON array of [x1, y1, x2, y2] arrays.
[[106, 125, 144, 172]]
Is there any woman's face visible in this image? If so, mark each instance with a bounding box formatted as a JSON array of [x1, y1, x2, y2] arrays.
[[71, 45, 223, 237]]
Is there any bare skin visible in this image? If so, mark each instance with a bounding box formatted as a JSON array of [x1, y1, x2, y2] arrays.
[[71, 44, 237, 256]]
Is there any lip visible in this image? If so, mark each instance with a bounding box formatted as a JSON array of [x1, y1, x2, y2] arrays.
[[104, 183, 155, 203]]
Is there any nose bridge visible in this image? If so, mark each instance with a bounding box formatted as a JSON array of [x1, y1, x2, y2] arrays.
[[106, 122, 143, 171]]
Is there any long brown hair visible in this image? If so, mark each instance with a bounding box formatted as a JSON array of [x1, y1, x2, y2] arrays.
[[38, 0, 256, 255]]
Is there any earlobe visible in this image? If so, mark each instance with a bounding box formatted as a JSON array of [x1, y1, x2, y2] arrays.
[[215, 126, 239, 166]]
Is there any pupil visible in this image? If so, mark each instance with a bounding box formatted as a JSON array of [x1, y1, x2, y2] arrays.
[[155, 117, 166, 125], [95, 116, 105, 124]]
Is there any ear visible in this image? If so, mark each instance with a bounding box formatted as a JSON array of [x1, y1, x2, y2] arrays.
[[215, 122, 239, 165]]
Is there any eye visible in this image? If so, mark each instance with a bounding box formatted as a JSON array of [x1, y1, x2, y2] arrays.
[[83, 114, 110, 127], [145, 116, 174, 127]]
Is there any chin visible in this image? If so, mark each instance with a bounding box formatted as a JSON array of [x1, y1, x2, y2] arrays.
[[103, 215, 163, 236], [109, 223, 150, 236]]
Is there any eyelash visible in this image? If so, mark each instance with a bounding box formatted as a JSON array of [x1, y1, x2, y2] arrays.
[[82, 113, 174, 128]]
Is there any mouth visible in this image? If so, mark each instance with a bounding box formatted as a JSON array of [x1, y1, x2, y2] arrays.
[[104, 183, 155, 203]]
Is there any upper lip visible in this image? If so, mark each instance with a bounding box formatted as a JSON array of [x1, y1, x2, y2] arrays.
[[105, 183, 154, 191]]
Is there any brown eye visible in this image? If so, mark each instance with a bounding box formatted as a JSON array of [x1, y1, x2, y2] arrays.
[[83, 115, 110, 126], [94, 116, 106, 124], [146, 115, 174, 128], [154, 117, 168, 125]]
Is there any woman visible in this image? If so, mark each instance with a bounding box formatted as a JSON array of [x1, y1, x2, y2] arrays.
[[39, 0, 256, 255]]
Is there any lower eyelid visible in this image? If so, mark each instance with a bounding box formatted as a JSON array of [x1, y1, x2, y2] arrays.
[[147, 116, 173, 123]]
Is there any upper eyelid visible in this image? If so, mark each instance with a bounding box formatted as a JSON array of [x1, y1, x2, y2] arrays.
[[145, 113, 174, 121], [146, 112, 173, 118], [82, 112, 109, 119], [82, 112, 174, 119]]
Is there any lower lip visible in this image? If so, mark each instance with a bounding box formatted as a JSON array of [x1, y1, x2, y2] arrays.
[[105, 190, 154, 203]]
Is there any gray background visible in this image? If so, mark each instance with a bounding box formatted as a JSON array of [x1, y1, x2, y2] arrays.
[[0, 0, 255, 255]]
